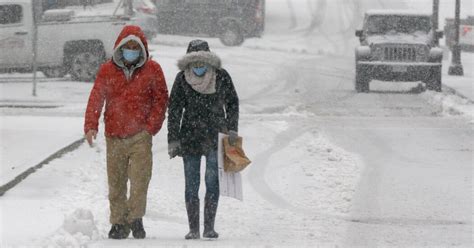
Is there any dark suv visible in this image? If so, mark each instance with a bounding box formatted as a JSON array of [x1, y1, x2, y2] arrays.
[[355, 10, 444, 92], [154, 0, 265, 46]]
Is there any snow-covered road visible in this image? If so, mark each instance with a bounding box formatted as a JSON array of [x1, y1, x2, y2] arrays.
[[1, 0, 473, 247]]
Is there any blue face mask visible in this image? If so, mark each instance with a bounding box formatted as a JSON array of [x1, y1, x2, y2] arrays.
[[192, 66, 208, 77], [122, 49, 140, 63]]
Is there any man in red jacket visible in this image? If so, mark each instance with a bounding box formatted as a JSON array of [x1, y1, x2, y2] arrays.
[[84, 25, 168, 239]]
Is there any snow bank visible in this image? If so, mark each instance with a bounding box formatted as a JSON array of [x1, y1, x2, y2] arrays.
[[265, 130, 363, 216], [421, 89, 474, 119], [42, 209, 100, 248]]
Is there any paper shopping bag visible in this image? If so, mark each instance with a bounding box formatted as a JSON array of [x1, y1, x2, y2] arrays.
[[223, 136, 251, 173]]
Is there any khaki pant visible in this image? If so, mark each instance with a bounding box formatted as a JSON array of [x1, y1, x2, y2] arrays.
[[106, 130, 153, 224]]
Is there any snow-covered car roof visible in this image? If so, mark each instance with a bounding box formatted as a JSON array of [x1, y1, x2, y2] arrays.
[[366, 9, 431, 17], [1, 0, 30, 4]]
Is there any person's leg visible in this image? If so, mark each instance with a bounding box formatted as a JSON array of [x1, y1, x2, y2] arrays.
[[106, 137, 131, 239], [127, 131, 153, 239], [203, 150, 219, 238], [183, 154, 202, 239], [106, 137, 129, 225]]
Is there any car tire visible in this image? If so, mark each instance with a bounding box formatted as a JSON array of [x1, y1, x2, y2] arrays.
[[67, 48, 104, 82], [219, 21, 245, 47], [355, 64, 370, 93], [426, 66, 442, 92], [42, 67, 66, 78]]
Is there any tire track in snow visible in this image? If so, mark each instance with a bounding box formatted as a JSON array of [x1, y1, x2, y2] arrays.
[[246, 119, 352, 221], [247, 122, 310, 211]]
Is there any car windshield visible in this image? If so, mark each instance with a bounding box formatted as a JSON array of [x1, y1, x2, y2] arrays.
[[367, 15, 431, 34]]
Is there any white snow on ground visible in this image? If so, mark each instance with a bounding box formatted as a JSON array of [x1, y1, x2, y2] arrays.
[[442, 53, 474, 100], [0, 77, 92, 116], [43, 209, 100, 247], [421, 89, 473, 118], [265, 131, 362, 215], [0, 116, 83, 185]]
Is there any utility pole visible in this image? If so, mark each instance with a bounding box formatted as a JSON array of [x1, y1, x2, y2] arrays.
[[125, 0, 134, 17], [31, 0, 43, 96], [448, 0, 464, 76], [432, 0, 439, 45]]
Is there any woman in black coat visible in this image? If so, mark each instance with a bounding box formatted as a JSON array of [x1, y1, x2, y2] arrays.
[[167, 40, 239, 240]]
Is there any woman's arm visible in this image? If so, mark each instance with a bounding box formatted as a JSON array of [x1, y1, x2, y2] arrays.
[[221, 69, 239, 132], [167, 73, 186, 143]]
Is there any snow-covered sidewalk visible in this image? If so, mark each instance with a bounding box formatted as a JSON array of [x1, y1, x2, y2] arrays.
[[0, 116, 83, 186], [0, 77, 92, 188], [443, 52, 474, 101]]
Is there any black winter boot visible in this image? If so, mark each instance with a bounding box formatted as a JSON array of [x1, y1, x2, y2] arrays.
[[203, 196, 219, 239], [185, 200, 200, 239], [130, 218, 146, 239], [108, 224, 130, 239]]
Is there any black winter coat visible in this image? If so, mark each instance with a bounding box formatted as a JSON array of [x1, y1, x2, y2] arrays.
[[167, 69, 239, 156]]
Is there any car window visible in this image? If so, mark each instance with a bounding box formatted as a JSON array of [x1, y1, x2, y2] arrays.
[[0, 4, 23, 25], [367, 15, 431, 34], [157, 0, 184, 4]]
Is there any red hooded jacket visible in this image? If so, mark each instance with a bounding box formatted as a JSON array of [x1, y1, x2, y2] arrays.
[[84, 25, 168, 138]]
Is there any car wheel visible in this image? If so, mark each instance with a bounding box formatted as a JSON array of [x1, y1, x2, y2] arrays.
[[426, 66, 442, 92], [42, 67, 66, 78], [219, 22, 244, 47], [68, 50, 103, 82], [355, 64, 370, 93]]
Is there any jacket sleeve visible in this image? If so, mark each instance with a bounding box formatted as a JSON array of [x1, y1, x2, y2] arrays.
[[222, 69, 239, 132], [84, 64, 107, 134], [167, 72, 185, 144], [146, 63, 169, 135]]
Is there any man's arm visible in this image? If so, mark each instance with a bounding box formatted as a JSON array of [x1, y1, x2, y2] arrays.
[[84, 64, 107, 145], [146, 64, 169, 135]]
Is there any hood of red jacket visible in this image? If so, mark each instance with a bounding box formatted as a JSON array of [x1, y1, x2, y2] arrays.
[[114, 25, 149, 56]]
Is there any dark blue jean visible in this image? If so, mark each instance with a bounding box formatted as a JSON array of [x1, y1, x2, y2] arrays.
[[183, 150, 220, 203]]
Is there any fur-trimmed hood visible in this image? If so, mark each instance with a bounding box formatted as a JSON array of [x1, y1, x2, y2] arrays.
[[177, 51, 221, 71]]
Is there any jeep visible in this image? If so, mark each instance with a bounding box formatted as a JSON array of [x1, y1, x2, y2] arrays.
[[355, 10, 444, 92]]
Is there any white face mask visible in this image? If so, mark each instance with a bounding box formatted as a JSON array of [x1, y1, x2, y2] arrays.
[[192, 66, 208, 77], [122, 49, 140, 63]]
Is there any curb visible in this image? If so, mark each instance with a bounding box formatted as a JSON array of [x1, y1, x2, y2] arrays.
[[0, 138, 85, 197], [442, 85, 474, 104]]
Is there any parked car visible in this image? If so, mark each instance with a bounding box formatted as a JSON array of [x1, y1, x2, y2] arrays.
[[0, 0, 130, 81], [154, 0, 265, 46], [445, 15, 474, 52], [41, 0, 113, 11], [354, 10, 444, 92]]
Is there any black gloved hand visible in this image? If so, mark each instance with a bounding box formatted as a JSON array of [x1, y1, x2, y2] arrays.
[[168, 141, 181, 159], [228, 130, 238, 146]]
